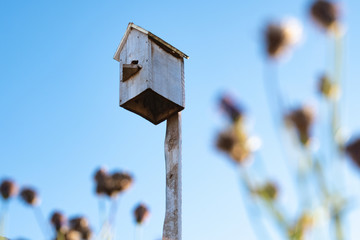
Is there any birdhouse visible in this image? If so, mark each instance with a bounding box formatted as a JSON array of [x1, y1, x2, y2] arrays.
[[114, 23, 189, 125]]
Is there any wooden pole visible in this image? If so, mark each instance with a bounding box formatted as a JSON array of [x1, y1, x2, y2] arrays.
[[163, 112, 182, 240]]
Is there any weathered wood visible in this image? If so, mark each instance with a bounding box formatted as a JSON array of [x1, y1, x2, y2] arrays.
[[122, 64, 142, 81], [163, 112, 182, 240], [116, 24, 186, 125]]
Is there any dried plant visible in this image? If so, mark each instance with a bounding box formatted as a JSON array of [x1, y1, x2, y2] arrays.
[[19, 187, 38, 206], [134, 203, 150, 225], [310, 0, 340, 32], [215, 2, 350, 240], [0, 180, 18, 201]]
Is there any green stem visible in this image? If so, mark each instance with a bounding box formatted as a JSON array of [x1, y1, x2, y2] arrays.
[[0, 201, 9, 237], [331, 28, 343, 151], [263, 200, 289, 232], [237, 167, 271, 240], [335, 215, 344, 240], [56, 230, 66, 240]]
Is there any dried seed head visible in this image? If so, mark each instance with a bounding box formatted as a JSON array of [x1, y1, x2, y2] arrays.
[[230, 140, 251, 164], [0, 179, 18, 200], [310, 0, 340, 31], [65, 230, 81, 240], [110, 172, 133, 196], [216, 130, 237, 153], [69, 216, 92, 240], [20, 187, 38, 206], [264, 19, 302, 58], [94, 167, 110, 196], [345, 138, 360, 168], [94, 168, 133, 197], [80, 228, 92, 240], [216, 128, 251, 164], [318, 74, 339, 99], [134, 203, 150, 224], [219, 95, 243, 122], [69, 216, 89, 230], [285, 106, 314, 145], [253, 182, 278, 201], [50, 211, 67, 231], [94, 168, 107, 182], [265, 23, 287, 58]]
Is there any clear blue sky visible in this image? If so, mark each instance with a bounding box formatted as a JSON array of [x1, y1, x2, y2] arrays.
[[1, 0, 360, 239]]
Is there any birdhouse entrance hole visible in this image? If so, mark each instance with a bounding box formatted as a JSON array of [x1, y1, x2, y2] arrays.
[[120, 88, 184, 125]]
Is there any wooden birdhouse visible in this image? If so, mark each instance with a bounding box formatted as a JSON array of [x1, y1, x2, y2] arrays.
[[113, 23, 189, 125]]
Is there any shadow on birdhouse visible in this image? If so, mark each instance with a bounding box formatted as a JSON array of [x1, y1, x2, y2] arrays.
[[114, 23, 189, 125]]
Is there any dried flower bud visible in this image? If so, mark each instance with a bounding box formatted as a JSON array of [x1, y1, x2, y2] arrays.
[[285, 107, 314, 146], [310, 0, 340, 31], [216, 130, 236, 153], [216, 128, 250, 164], [94, 168, 107, 182], [50, 211, 67, 231], [111, 172, 133, 195], [94, 168, 133, 197], [69, 216, 89, 230], [345, 138, 360, 168], [253, 182, 278, 201], [69, 216, 92, 240], [264, 19, 302, 58], [80, 228, 92, 240], [0, 179, 18, 200], [318, 74, 338, 99], [265, 23, 287, 58], [219, 95, 243, 122], [134, 203, 150, 224], [94, 168, 110, 196], [65, 230, 81, 240], [20, 187, 38, 206], [288, 212, 313, 239], [230, 140, 251, 164]]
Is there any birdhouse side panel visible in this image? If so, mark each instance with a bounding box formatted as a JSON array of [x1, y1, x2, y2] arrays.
[[119, 30, 151, 106], [150, 42, 184, 108]]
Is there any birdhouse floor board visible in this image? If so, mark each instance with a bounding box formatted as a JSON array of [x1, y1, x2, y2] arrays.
[[120, 88, 184, 125]]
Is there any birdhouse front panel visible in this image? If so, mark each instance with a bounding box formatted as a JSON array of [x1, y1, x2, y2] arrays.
[[119, 29, 150, 107], [115, 23, 188, 125]]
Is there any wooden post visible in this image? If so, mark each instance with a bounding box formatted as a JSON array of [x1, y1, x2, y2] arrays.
[[163, 112, 182, 240]]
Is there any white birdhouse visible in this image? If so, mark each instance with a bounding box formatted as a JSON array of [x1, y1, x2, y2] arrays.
[[113, 23, 189, 125]]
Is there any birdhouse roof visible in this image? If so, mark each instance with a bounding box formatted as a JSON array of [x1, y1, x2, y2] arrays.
[[113, 23, 189, 62]]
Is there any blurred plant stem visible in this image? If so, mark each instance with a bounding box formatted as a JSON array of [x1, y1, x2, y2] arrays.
[[331, 28, 343, 142], [98, 197, 106, 227], [56, 230, 66, 240], [238, 166, 291, 239], [0, 201, 9, 237], [313, 158, 329, 199], [330, 28, 346, 240], [237, 166, 270, 240], [263, 62, 284, 128], [109, 197, 119, 225], [263, 200, 289, 231], [33, 206, 50, 239], [334, 214, 344, 240], [134, 224, 143, 240]]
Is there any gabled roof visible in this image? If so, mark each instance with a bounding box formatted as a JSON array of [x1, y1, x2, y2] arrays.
[[113, 22, 189, 62]]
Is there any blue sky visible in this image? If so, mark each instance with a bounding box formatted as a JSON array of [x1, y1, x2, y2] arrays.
[[1, 0, 360, 239]]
